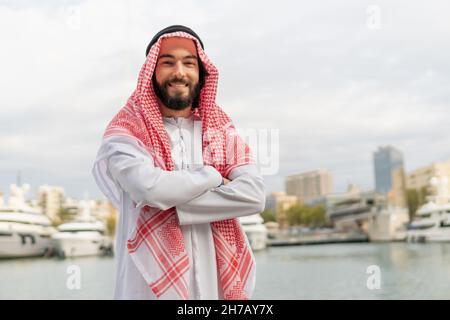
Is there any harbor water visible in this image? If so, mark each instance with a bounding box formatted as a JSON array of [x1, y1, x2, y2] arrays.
[[1, 242, 450, 299]]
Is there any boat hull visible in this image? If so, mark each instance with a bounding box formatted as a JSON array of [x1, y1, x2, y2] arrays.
[[51, 232, 108, 258], [0, 232, 52, 258], [406, 228, 450, 243], [243, 226, 268, 251]]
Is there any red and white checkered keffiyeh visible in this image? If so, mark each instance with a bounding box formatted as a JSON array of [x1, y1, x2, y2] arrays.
[[102, 31, 255, 299]]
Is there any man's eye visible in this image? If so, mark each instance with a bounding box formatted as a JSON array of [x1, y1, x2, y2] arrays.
[[162, 61, 173, 65]]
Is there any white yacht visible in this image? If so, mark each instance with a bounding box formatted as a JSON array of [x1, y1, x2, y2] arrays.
[[239, 214, 268, 251], [406, 177, 450, 243], [0, 184, 56, 258], [0, 208, 56, 258], [406, 201, 450, 242], [51, 200, 112, 258]]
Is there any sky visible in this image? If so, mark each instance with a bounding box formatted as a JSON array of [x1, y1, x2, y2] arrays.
[[1, 0, 449, 201]]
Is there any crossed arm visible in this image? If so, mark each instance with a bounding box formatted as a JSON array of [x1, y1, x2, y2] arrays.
[[103, 136, 266, 225]]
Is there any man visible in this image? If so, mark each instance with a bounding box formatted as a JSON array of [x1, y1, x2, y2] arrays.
[[92, 25, 265, 300]]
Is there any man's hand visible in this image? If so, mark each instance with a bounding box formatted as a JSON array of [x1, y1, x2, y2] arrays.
[[223, 178, 231, 185]]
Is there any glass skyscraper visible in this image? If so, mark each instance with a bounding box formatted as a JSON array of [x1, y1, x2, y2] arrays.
[[373, 146, 404, 194]]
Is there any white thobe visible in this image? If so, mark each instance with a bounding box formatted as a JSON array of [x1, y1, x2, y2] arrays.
[[92, 115, 265, 300]]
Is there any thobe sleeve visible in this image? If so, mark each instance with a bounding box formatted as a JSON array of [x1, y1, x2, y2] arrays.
[[92, 135, 223, 211], [175, 164, 266, 225]]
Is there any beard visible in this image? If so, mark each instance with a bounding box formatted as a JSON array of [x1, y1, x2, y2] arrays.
[[152, 76, 201, 111]]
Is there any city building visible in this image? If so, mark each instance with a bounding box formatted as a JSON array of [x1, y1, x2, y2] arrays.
[[328, 190, 409, 241], [37, 185, 65, 221], [373, 146, 407, 208], [373, 146, 404, 194], [407, 161, 450, 196], [308, 184, 362, 220], [285, 169, 333, 203], [265, 192, 298, 228]]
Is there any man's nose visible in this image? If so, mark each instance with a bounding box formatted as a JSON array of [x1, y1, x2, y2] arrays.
[[174, 61, 187, 77]]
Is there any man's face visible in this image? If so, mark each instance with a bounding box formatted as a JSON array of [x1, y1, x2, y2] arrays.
[[153, 37, 201, 111]]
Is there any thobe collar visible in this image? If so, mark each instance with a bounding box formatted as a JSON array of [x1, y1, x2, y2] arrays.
[[162, 109, 202, 127]]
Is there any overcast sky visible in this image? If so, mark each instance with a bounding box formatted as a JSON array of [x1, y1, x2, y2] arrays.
[[1, 0, 449, 201]]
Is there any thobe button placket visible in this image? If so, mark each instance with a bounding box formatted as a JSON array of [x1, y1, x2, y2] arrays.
[[162, 116, 209, 299]]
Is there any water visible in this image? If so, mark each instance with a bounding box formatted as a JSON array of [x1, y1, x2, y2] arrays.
[[1, 242, 450, 299]]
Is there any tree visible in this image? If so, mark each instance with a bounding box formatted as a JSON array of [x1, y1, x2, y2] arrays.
[[261, 209, 277, 223], [286, 204, 327, 228], [308, 205, 327, 228], [105, 213, 117, 236], [406, 187, 428, 220], [55, 207, 73, 225], [286, 204, 303, 226]]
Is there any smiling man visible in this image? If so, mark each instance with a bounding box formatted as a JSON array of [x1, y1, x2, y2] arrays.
[[92, 25, 265, 300], [152, 37, 201, 116]]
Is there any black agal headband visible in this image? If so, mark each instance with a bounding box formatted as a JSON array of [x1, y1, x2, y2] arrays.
[[145, 25, 204, 57]]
